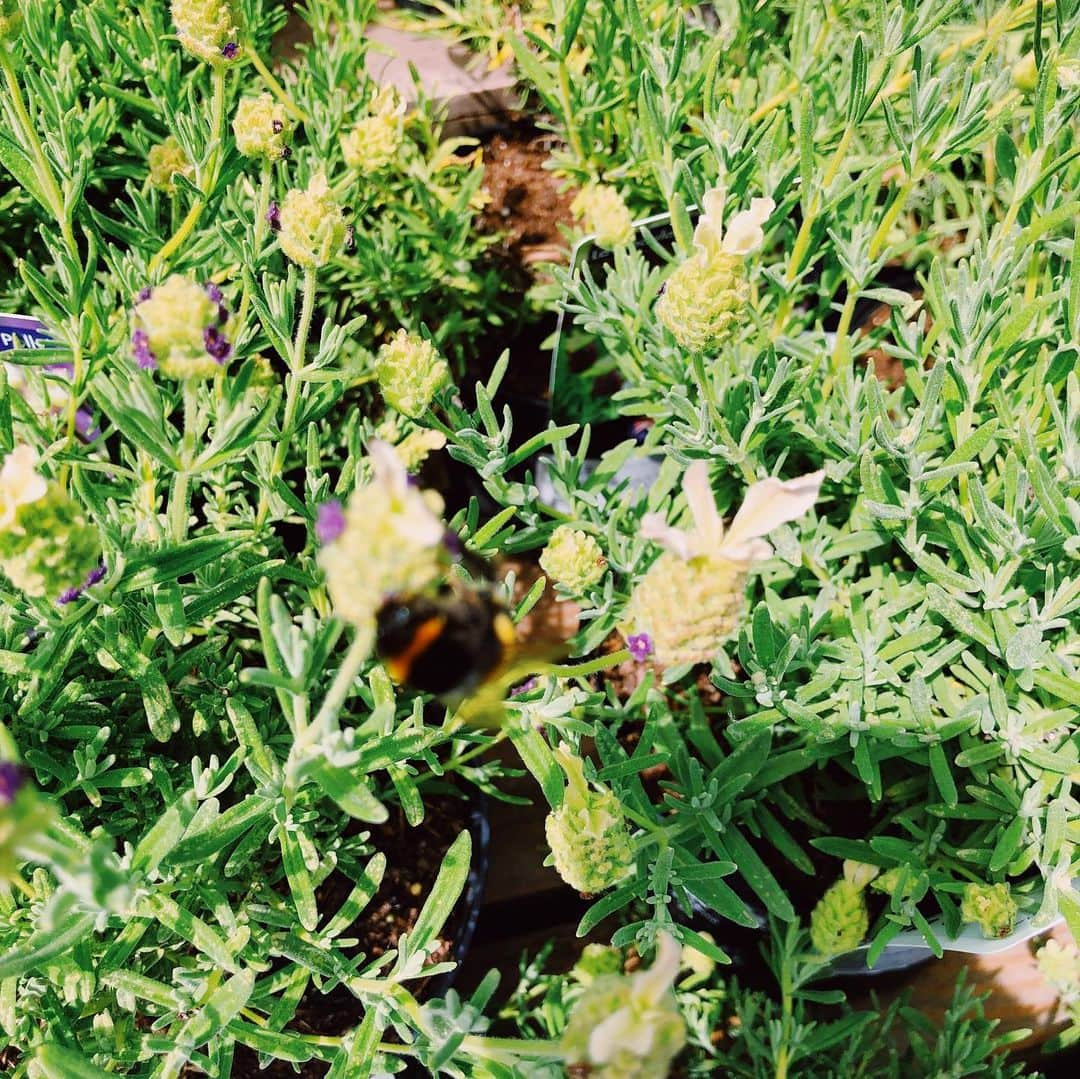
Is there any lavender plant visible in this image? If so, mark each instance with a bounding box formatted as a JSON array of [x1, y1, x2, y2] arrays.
[[1, 0, 1078, 1074]]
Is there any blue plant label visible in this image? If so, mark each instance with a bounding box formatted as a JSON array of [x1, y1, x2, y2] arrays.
[[0, 314, 51, 353]]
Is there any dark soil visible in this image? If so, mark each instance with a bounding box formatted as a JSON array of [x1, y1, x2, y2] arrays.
[[478, 127, 575, 283], [227, 796, 475, 1079]]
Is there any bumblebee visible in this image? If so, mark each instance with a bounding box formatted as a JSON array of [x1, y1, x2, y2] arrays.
[[375, 580, 561, 725]]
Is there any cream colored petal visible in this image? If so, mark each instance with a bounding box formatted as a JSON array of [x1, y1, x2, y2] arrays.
[[720, 196, 775, 255], [718, 537, 773, 565], [588, 1005, 654, 1064], [722, 469, 823, 551], [682, 460, 725, 549], [0, 445, 47, 508], [692, 183, 728, 254], [642, 512, 696, 559], [632, 932, 682, 1005]]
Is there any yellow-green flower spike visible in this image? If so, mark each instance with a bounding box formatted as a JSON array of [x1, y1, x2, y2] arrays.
[[539, 525, 606, 594], [810, 879, 869, 956], [0, 1, 23, 44], [277, 173, 347, 269], [630, 462, 822, 667], [544, 745, 633, 894], [148, 136, 194, 196], [131, 276, 235, 380], [233, 93, 294, 161], [0, 448, 100, 603], [960, 882, 1018, 939], [374, 331, 449, 419], [170, 0, 242, 65], [656, 251, 750, 351], [342, 88, 406, 175], [571, 183, 634, 250], [317, 442, 448, 656], [655, 184, 774, 351]]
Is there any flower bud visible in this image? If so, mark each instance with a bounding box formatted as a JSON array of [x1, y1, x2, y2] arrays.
[[573, 943, 624, 984], [318, 441, 448, 654], [277, 173, 347, 269], [656, 251, 749, 351], [539, 525, 606, 593], [341, 88, 406, 174], [148, 136, 194, 196], [1012, 51, 1038, 92], [131, 277, 235, 379], [233, 93, 294, 161], [562, 933, 686, 1079], [0, 447, 100, 603], [810, 879, 869, 956], [0, 1, 23, 44], [960, 882, 1018, 939], [870, 865, 918, 899], [544, 745, 633, 894], [374, 330, 449, 419], [571, 183, 634, 250], [170, 0, 242, 65]]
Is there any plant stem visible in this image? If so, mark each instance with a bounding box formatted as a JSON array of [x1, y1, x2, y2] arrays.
[[308, 631, 372, 741], [149, 65, 227, 274], [236, 165, 273, 331], [247, 49, 308, 123], [0, 51, 77, 258], [169, 382, 200, 542], [257, 267, 318, 527]]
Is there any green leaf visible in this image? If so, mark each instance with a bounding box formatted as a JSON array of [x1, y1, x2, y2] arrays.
[[928, 743, 958, 807], [153, 969, 255, 1079], [323, 853, 387, 939], [131, 790, 198, 877], [0, 130, 50, 212], [32, 1044, 112, 1079], [308, 758, 388, 823], [509, 725, 562, 808], [327, 1008, 383, 1079], [407, 829, 471, 957], [136, 893, 239, 973], [988, 814, 1025, 873], [0, 912, 97, 980], [724, 825, 796, 921], [279, 818, 319, 932]]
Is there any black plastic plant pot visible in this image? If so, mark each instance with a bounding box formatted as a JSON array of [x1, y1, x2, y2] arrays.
[[424, 792, 492, 1000]]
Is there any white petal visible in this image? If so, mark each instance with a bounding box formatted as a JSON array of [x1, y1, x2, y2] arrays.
[[682, 460, 725, 548], [589, 1006, 653, 1064], [0, 445, 47, 507], [720, 196, 775, 255], [719, 538, 773, 565], [641, 512, 696, 559], [692, 184, 728, 255], [722, 470, 823, 553], [369, 438, 409, 494], [633, 932, 682, 1005]]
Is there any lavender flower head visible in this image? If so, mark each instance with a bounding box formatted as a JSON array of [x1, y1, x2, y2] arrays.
[[131, 276, 236, 380], [0, 761, 23, 805], [221, 41, 239, 59], [316, 500, 346, 545], [266, 202, 281, 231]]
